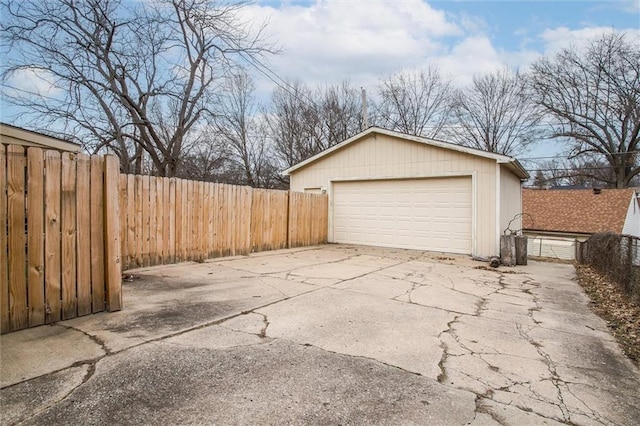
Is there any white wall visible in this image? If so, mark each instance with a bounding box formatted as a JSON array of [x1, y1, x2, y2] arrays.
[[500, 164, 523, 236], [525, 234, 576, 260], [622, 193, 640, 237], [289, 133, 523, 257]]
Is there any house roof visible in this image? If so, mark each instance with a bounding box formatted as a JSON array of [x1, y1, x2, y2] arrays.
[[0, 123, 81, 152], [522, 188, 637, 235], [282, 127, 530, 180]]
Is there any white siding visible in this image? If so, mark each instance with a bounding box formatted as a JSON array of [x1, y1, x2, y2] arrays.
[[525, 234, 576, 260], [289, 133, 510, 257], [622, 193, 640, 237], [500, 165, 523, 236]]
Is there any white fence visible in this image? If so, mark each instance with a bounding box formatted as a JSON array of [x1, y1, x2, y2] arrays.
[[526, 236, 577, 260]]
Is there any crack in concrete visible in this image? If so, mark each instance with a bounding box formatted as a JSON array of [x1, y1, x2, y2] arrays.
[[290, 339, 425, 378], [437, 315, 461, 384], [474, 298, 488, 316], [9, 325, 107, 424], [436, 270, 598, 425], [561, 383, 608, 425], [474, 392, 509, 426], [515, 322, 572, 423], [256, 276, 288, 299], [258, 313, 269, 338], [57, 323, 111, 356], [475, 394, 573, 425], [9, 363, 95, 425]]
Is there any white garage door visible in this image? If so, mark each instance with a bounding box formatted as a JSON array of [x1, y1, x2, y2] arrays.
[[333, 177, 472, 254]]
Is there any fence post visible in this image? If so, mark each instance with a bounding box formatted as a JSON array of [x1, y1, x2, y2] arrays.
[[575, 241, 582, 263], [7, 145, 28, 330], [103, 155, 122, 311]]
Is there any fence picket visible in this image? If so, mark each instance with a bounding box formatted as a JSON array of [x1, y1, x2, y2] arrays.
[[119, 174, 127, 268], [61, 152, 78, 319], [8, 145, 28, 330], [134, 175, 143, 267], [45, 150, 62, 323], [0, 146, 8, 333], [126, 175, 136, 270], [141, 176, 150, 266], [162, 178, 170, 264], [26, 148, 45, 327], [76, 153, 92, 316], [155, 177, 164, 264], [149, 177, 157, 265], [174, 179, 183, 262], [104, 156, 122, 311], [168, 178, 176, 264], [90, 155, 105, 313]]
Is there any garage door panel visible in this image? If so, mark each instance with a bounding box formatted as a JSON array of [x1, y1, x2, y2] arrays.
[[333, 177, 472, 254]]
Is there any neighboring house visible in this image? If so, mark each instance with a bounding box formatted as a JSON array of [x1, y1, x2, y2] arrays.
[[283, 127, 529, 258], [522, 188, 640, 260], [0, 123, 81, 152]]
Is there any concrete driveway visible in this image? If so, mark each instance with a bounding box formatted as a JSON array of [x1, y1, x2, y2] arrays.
[[2, 244, 639, 425]]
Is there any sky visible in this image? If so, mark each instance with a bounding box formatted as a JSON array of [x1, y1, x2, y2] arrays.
[[237, 0, 640, 159], [1, 0, 639, 160], [243, 0, 639, 90]]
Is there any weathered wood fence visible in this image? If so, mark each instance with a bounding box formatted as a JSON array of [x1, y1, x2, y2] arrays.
[[2, 143, 328, 334], [118, 176, 328, 270], [1, 145, 122, 334]]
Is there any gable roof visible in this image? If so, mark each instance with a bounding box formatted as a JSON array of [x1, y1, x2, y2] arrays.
[[282, 127, 529, 179], [0, 123, 81, 152], [522, 188, 637, 235]]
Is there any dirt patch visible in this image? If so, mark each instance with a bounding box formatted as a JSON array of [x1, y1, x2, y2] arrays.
[[576, 265, 640, 366]]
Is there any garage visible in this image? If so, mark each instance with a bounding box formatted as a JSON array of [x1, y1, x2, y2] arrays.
[[333, 177, 472, 253], [284, 127, 529, 258]]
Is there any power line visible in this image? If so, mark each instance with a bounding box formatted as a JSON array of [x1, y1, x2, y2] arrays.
[[518, 151, 640, 161]]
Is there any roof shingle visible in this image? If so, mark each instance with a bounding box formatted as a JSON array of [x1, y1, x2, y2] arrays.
[[522, 188, 636, 235]]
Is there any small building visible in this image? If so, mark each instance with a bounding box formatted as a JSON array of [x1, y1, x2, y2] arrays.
[[283, 127, 529, 257], [522, 188, 640, 260], [0, 123, 81, 152]]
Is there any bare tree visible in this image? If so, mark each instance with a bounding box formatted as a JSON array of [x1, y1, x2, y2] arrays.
[[213, 73, 276, 187], [269, 80, 362, 168], [176, 136, 231, 182], [2, 0, 272, 176], [448, 67, 542, 156], [268, 81, 314, 168], [529, 32, 640, 188], [314, 81, 363, 150], [374, 67, 453, 138], [529, 155, 621, 188]]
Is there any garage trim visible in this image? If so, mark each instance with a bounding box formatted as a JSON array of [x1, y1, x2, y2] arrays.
[[328, 172, 477, 255]]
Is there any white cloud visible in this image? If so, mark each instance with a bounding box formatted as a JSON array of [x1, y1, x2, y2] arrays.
[[435, 36, 504, 86], [242, 1, 640, 100], [245, 0, 460, 90], [620, 0, 640, 13], [540, 26, 640, 56], [6, 67, 62, 98]]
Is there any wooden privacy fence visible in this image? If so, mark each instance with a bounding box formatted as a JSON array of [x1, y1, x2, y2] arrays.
[[118, 176, 329, 270], [2, 143, 328, 334], [1, 145, 122, 334]]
